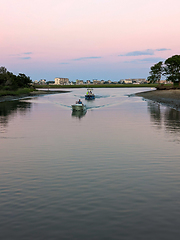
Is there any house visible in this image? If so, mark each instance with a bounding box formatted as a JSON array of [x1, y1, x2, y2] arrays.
[[76, 79, 84, 85], [54, 78, 69, 85], [39, 79, 47, 85], [132, 78, 147, 84], [122, 79, 133, 84], [86, 80, 91, 84], [93, 79, 101, 84]]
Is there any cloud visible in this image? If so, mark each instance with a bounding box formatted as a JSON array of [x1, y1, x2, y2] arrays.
[[23, 52, 33, 55], [124, 57, 165, 63], [156, 48, 171, 51], [119, 48, 170, 57], [139, 57, 165, 62], [73, 56, 102, 61], [119, 49, 154, 56], [60, 62, 69, 64], [20, 57, 31, 60], [10, 51, 33, 59]]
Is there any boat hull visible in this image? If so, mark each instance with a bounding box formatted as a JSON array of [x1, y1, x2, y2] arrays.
[[85, 94, 95, 100], [71, 104, 86, 111]]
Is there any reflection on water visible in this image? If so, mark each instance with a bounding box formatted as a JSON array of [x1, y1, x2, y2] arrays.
[[1, 88, 180, 240], [0, 100, 31, 131], [164, 108, 180, 131], [71, 110, 87, 119], [147, 101, 180, 142], [147, 102, 162, 128]]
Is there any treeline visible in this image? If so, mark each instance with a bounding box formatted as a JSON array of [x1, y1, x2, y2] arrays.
[[148, 55, 180, 85], [0, 66, 32, 90]]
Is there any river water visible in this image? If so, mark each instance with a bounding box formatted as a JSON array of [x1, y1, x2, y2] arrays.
[[0, 88, 180, 240]]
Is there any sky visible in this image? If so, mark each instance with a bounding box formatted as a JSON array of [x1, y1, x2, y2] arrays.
[[1, 0, 180, 82]]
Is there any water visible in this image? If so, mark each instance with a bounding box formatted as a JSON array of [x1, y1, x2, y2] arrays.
[[0, 88, 180, 240]]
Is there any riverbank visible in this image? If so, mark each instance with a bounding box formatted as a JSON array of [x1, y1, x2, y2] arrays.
[[135, 89, 180, 110], [0, 90, 70, 102]]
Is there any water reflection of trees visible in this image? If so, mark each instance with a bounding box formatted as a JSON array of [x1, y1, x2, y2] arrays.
[[164, 108, 180, 132], [147, 102, 162, 129], [0, 100, 31, 131], [147, 101, 180, 142]]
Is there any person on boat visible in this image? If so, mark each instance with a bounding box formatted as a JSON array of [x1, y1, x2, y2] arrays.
[[78, 99, 82, 104]]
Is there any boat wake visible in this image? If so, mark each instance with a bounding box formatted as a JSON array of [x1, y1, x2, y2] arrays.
[[93, 95, 110, 99], [86, 103, 112, 110], [77, 94, 110, 99]]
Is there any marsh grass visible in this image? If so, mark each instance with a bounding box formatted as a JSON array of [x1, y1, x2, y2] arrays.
[[0, 88, 34, 97]]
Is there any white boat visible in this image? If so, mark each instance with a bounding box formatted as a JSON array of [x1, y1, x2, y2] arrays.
[[71, 103, 86, 111]]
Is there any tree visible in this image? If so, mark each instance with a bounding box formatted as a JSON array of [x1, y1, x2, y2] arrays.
[[0, 66, 32, 89], [164, 55, 180, 85], [147, 61, 163, 83], [0, 66, 8, 85], [15, 73, 32, 88]]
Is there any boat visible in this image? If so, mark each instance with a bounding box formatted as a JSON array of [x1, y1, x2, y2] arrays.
[[71, 100, 86, 111], [71, 103, 86, 111], [85, 88, 95, 100]]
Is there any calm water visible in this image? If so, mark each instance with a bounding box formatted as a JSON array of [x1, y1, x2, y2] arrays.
[[0, 88, 180, 240]]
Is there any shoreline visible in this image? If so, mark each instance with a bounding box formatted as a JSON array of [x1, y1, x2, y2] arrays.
[[0, 90, 70, 103], [2, 88, 180, 111], [135, 89, 180, 110]]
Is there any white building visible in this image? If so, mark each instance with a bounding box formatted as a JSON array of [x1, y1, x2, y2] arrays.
[[54, 78, 69, 85], [123, 79, 133, 84]]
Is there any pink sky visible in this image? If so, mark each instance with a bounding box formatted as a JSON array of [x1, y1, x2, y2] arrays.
[[1, 0, 180, 81]]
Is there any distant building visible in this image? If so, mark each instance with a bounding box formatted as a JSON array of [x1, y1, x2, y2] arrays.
[[93, 79, 101, 84], [132, 78, 146, 84], [124, 79, 133, 84], [118, 80, 124, 84], [120, 78, 148, 84], [47, 81, 55, 85], [39, 79, 47, 85], [55, 78, 69, 85], [86, 80, 91, 84], [76, 79, 84, 85], [159, 80, 170, 84]]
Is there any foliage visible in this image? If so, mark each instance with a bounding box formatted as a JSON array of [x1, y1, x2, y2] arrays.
[[147, 61, 163, 83], [0, 66, 32, 89], [163, 55, 180, 84], [0, 66, 8, 86], [148, 55, 180, 85]]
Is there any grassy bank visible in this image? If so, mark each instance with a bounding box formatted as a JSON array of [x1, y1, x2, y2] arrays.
[[35, 83, 161, 89], [0, 88, 34, 97]]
